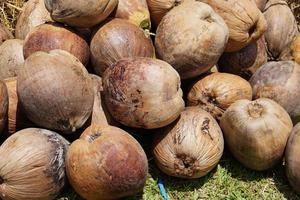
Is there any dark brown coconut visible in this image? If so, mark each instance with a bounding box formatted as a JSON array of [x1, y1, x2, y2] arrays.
[[286, 123, 300, 194], [250, 61, 300, 123], [153, 107, 224, 178], [115, 0, 151, 29], [218, 38, 267, 80], [23, 23, 90, 65], [4, 78, 33, 135], [264, 0, 299, 61], [0, 39, 24, 80], [103, 57, 185, 129], [187, 73, 252, 120], [220, 98, 293, 170], [67, 125, 148, 200], [44, 0, 118, 27], [0, 81, 8, 134], [0, 128, 69, 200], [15, 0, 53, 39], [0, 24, 13, 45], [17, 50, 94, 133], [201, 0, 267, 52], [66, 74, 148, 200], [91, 18, 154, 76], [155, 0, 229, 79]]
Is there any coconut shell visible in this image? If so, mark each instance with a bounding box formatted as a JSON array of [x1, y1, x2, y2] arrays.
[[264, 0, 299, 61], [4, 78, 33, 135], [91, 18, 154, 76], [0, 128, 69, 200], [23, 23, 90, 65], [0, 24, 13, 45], [115, 0, 151, 29], [220, 98, 293, 170], [187, 73, 252, 120], [103, 57, 184, 129], [291, 34, 300, 64], [17, 50, 94, 133], [44, 0, 118, 28], [66, 125, 148, 200], [155, 0, 229, 79], [250, 61, 300, 123], [0, 81, 8, 134], [286, 123, 300, 194], [0, 39, 24, 80], [153, 107, 224, 178], [15, 0, 53, 40], [201, 0, 267, 52], [218, 38, 267, 80]]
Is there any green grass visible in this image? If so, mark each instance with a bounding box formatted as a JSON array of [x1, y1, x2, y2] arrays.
[[57, 149, 300, 200], [57, 130, 300, 200]]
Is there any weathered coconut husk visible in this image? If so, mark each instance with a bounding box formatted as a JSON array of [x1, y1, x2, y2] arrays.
[[286, 123, 300, 194], [90, 18, 154, 76], [17, 50, 94, 133], [15, 0, 53, 39], [0, 128, 69, 200], [250, 61, 300, 123], [187, 73, 253, 120], [66, 73, 148, 200], [155, 0, 229, 79], [0, 81, 8, 134], [291, 34, 300, 64], [0, 39, 24, 80], [220, 98, 293, 170], [254, 0, 267, 11], [23, 23, 90, 65], [0, 24, 13, 45], [66, 125, 148, 200], [145, 0, 179, 28], [200, 0, 267, 52], [44, 0, 118, 27], [218, 38, 267, 80], [115, 0, 151, 29], [4, 78, 33, 135], [103, 57, 185, 129], [153, 107, 224, 178], [89, 74, 121, 127], [264, 0, 299, 61]]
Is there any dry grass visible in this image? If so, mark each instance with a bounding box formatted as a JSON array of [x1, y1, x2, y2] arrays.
[[288, 0, 300, 28], [0, 0, 26, 32]]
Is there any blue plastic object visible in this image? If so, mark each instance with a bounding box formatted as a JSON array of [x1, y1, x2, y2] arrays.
[[158, 178, 169, 200]]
